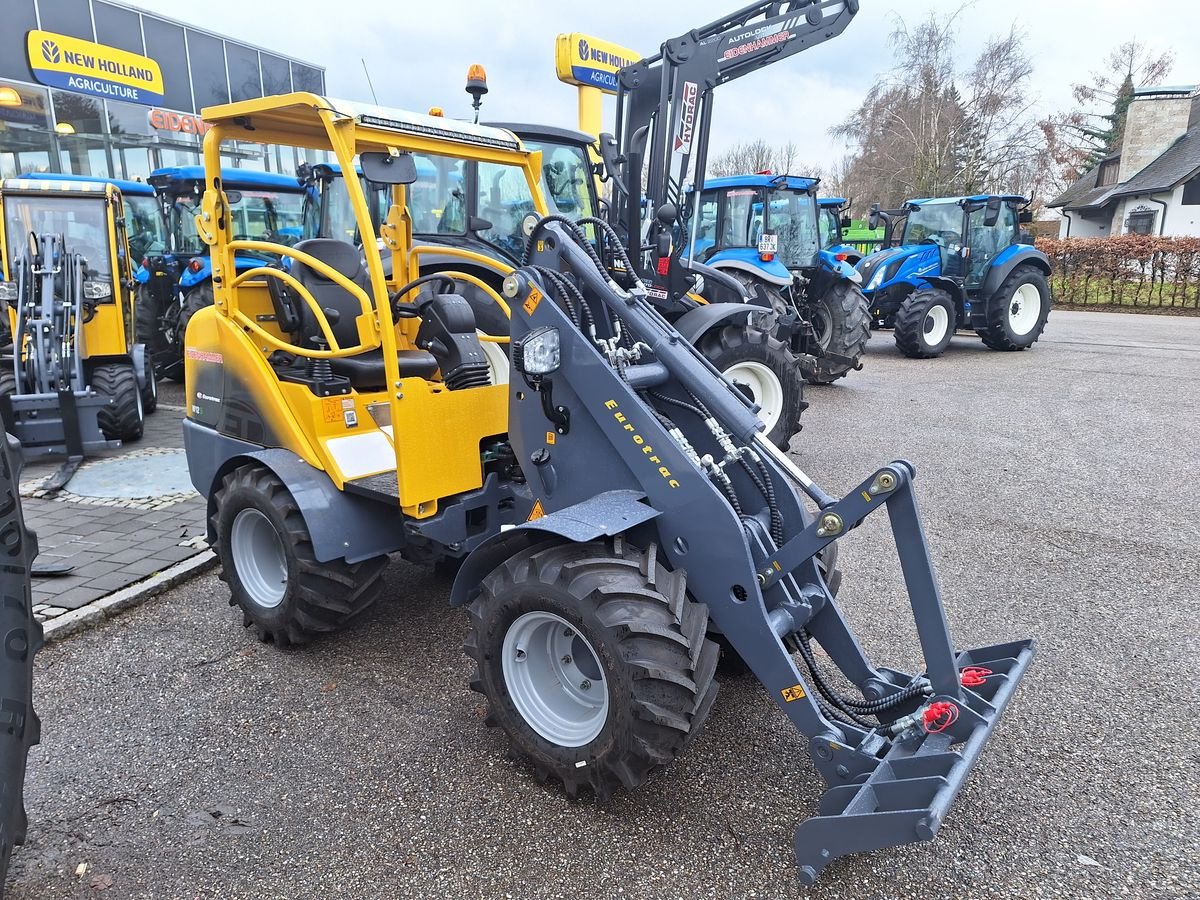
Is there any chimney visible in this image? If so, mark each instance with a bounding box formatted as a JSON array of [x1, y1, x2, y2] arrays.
[[1118, 86, 1197, 182]]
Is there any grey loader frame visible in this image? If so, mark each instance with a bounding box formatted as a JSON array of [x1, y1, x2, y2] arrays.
[[455, 219, 1035, 884]]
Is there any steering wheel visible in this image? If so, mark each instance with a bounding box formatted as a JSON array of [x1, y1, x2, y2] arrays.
[[389, 273, 457, 318], [920, 230, 961, 247]]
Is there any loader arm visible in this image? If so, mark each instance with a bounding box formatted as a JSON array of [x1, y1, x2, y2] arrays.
[[606, 0, 859, 301]]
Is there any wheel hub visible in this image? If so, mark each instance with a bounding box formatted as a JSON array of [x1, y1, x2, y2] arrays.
[[1008, 284, 1041, 336], [502, 610, 609, 747], [230, 507, 288, 609], [922, 304, 950, 346], [723, 360, 784, 434]]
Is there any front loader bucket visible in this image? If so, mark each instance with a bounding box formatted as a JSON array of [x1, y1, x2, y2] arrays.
[[794, 638, 1036, 885]]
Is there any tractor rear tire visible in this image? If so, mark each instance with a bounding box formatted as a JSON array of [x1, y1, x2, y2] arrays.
[[174, 284, 214, 380], [465, 539, 719, 800], [977, 265, 1051, 351], [213, 464, 388, 647], [697, 324, 805, 450], [135, 284, 163, 358], [801, 280, 872, 385], [138, 347, 158, 415], [894, 288, 956, 359], [91, 361, 144, 442], [0, 435, 41, 888]]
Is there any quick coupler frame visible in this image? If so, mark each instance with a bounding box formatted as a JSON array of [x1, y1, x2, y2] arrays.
[[747, 457, 1035, 884]]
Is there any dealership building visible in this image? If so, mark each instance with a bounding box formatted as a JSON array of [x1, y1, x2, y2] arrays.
[[0, 0, 326, 180]]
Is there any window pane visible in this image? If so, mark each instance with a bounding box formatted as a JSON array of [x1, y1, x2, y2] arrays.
[[93, 2, 145, 55], [477, 160, 541, 261], [142, 18, 191, 112], [226, 43, 261, 103], [51, 90, 107, 135], [260, 54, 291, 95], [0, 83, 52, 131], [290, 63, 323, 94], [0, 0, 38, 81], [186, 30, 229, 111], [409, 155, 466, 234], [37, 0, 94, 40]]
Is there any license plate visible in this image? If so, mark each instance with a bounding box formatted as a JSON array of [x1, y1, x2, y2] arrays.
[[758, 234, 778, 254]]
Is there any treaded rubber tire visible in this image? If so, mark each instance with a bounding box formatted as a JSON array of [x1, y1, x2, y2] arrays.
[[465, 538, 719, 800], [0, 369, 15, 398], [170, 283, 213, 383], [894, 287, 956, 359], [135, 284, 163, 358], [137, 347, 157, 415], [697, 324, 805, 450], [90, 361, 144, 442], [801, 280, 872, 385], [213, 464, 388, 647], [0, 434, 42, 888], [976, 264, 1051, 351]]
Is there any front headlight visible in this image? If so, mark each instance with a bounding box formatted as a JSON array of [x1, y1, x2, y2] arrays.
[[82, 280, 113, 300], [512, 325, 561, 377], [0, 282, 16, 302]]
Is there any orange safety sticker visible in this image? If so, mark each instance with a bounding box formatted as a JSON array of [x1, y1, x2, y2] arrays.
[[527, 499, 546, 522], [781, 684, 807, 702], [545, 431, 557, 445], [523, 287, 543, 316], [322, 397, 344, 423]]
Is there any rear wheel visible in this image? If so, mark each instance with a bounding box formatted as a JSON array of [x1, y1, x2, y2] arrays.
[[0, 367, 15, 398], [137, 347, 157, 414], [801, 280, 872, 384], [977, 265, 1051, 351], [135, 284, 163, 358], [0, 435, 41, 886], [91, 361, 144, 442], [213, 464, 388, 646], [894, 288, 956, 359], [176, 282, 214, 371], [697, 324, 805, 450], [465, 539, 719, 799]]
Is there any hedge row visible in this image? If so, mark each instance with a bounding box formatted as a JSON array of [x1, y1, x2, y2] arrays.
[[1035, 236, 1200, 309]]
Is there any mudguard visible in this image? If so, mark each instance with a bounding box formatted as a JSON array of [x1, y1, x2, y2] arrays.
[[817, 248, 861, 283], [179, 255, 264, 290], [183, 420, 407, 565], [706, 248, 793, 287], [980, 245, 1051, 299], [672, 301, 759, 345], [130, 343, 148, 389], [450, 489, 660, 607]]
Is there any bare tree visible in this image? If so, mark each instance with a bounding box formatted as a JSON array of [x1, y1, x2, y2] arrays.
[[832, 10, 1041, 208], [708, 139, 821, 179]]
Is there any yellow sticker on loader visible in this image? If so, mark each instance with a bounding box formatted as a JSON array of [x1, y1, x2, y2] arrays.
[[523, 287, 543, 316], [527, 499, 546, 522], [545, 431, 557, 445], [781, 685, 807, 702]]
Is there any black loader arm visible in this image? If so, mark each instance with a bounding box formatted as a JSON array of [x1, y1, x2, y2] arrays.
[[605, 1, 860, 300]]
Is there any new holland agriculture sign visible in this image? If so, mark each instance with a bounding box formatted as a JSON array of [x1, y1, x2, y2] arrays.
[[26, 30, 164, 106], [555, 33, 640, 94]]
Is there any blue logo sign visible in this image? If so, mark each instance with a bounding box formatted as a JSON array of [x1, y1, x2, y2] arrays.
[[41, 39, 60, 64], [578, 39, 589, 60]]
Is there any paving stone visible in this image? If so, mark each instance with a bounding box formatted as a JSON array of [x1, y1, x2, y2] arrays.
[[105, 547, 155, 565], [86, 572, 142, 592], [117, 558, 170, 578], [53, 586, 109, 610]]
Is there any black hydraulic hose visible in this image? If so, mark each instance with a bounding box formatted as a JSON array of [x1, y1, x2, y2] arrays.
[[789, 632, 878, 729], [529, 265, 581, 329], [574, 215, 645, 288]]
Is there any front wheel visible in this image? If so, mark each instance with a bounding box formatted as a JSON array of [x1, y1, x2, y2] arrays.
[[893, 288, 956, 359], [697, 324, 806, 450], [90, 361, 144, 442], [465, 539, 719, 799], [977, 265, 1051, 351], [800, 280, 872, 384], [213, 464, 388, 646]]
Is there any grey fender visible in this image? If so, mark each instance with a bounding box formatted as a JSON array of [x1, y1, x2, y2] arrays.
[[450, 489, 660, 607], [130, 343, 147, 389], [673, 302, 759, 345], [183, 419, 406, 565], [981, 247, 1052, 300]]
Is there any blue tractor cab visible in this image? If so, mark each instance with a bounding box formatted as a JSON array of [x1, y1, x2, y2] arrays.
[[856, 194, 1051, 358], [682, 173, 871, 385], [138, 167, 307, 379], [817, 196, 864, 265]]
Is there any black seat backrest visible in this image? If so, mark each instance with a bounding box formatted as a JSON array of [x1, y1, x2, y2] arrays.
[[291, 238, 372, 348]]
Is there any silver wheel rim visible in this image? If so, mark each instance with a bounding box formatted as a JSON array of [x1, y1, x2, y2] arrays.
[[923, 304, 950, 346], [1008, 284, 1041, 336], [724, 360, 784, 434], [502, 610, 609, 747], [478, 333, 510, 385], [810, 305, 833, 351], [231, 508, 288, 609]]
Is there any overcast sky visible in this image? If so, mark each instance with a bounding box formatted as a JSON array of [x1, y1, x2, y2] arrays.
[[133, 0, 1200, 169]]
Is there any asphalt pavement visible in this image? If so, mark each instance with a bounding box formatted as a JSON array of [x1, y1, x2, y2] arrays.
[[7, 310, 1199, 899]]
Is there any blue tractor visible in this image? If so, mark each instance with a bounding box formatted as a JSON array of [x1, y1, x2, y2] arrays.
[[683, 174, 871, 385], [817, 196, 866, 266], [857, 195, 1051, 359], [138, 167, 307, 379]]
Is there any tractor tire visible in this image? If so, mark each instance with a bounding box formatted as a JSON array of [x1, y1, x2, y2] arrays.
[[465, 539, 719, 800], [801, 280, 872, 385], [91, 361, 144, 442], [135, 284, 163, 358], [174, 284, 214, 381], [137, 347, 158, 415], [0, 368, 15, 398], [213, 464, 388, 647], [977, 265, 1051, 351], [894, 288, 956, 359], [697, 324, 805, 450], [0, 435, 42, 888]]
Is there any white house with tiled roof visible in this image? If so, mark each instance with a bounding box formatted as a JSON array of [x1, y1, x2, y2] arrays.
[[1050, 86, 1200, 237]]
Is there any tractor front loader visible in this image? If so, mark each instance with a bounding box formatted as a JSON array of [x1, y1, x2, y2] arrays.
[[183, 92, 1034, 885]]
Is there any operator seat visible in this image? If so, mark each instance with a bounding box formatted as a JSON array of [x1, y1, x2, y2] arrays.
[[288, 238, 438, 390]]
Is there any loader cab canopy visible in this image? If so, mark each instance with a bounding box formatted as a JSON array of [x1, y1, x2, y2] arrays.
[[13, 173, 166, 265], [900, 195, 1027, 286], [688, 174, 822, 270], [1, 182, 118, 281]]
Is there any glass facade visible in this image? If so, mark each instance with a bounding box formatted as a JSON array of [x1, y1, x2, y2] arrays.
[[0, 0, 325, 180]]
